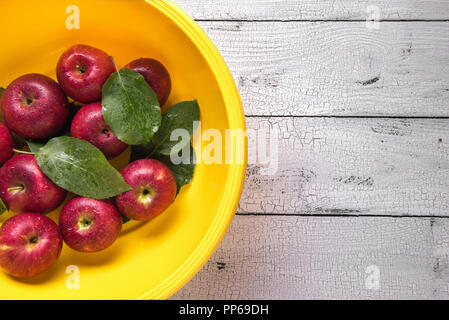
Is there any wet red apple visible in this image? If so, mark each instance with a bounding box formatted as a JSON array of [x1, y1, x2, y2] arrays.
[[0, 121, 13, 166], [0, 213, 63, 278], [115, 159, 177, 221], [0, 155, 67, 213], [124, 58, 172, 106], [59, 197, 122, 252], [0, 74, 70, 140], [57, 44, 115, 103], [70, 102, 128, 159]]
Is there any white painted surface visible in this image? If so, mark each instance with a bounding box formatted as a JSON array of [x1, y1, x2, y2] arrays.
[[172, 0, 449, 299], [175, 0, 449, 20], [173, 216, 449, 299], [238, 117, 449, 216], [197, 21, 449, 116]]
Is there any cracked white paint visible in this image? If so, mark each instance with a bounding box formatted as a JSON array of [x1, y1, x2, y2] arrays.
[[172, 0, 449, 300], [240, 117, 449, 216], [176, 0, 449, 20], [194, 21, 449, 116], [173, 216, 449, 299]]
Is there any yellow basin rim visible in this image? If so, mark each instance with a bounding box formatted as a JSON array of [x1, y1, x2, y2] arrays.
[[138, 0, 247, 299]]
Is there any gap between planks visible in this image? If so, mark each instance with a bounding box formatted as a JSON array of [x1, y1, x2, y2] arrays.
[[195, 19, 449, 22], [237, 213, 449, 219], [246, 115, 449, 119]]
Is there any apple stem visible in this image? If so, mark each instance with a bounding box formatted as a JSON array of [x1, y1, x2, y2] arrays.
[[12, 149, 35, 155], [147, 148, 158, 158], [110, 56, 125, 85], [110, 56, 119, 73], [146, 142, 162, 159]]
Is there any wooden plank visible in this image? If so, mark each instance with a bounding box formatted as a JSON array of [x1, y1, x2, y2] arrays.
[[197, 21, 449, 116], [172, 215, 449, 299], [175, 0, 449, 21], [239, 117, 449, 216]]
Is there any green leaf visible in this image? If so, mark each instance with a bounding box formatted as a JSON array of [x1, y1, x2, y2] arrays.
[[152, 101, 200, 156], [33, 136, 131, 199], [0, 198, 7, 215], [102, 68, 161, 145], [155, 143, 196, 194]]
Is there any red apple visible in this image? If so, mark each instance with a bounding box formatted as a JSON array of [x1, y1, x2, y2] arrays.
[[0, 213, 63, 278], [59, 197, 122, 252], [0, 74, 70, 140], [56, 44, 115, 103], [0, 121, 13, 166], [70, 102, 128, 159], [124, 58, 171, 106], [0, 155, 67, 213], [115, 159, 177, 221]]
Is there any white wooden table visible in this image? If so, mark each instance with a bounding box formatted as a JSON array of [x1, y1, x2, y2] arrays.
[[171, 0, 449, 299]]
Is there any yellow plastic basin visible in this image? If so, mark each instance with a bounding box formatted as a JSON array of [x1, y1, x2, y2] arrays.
[[0, 0, 246, 299]]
